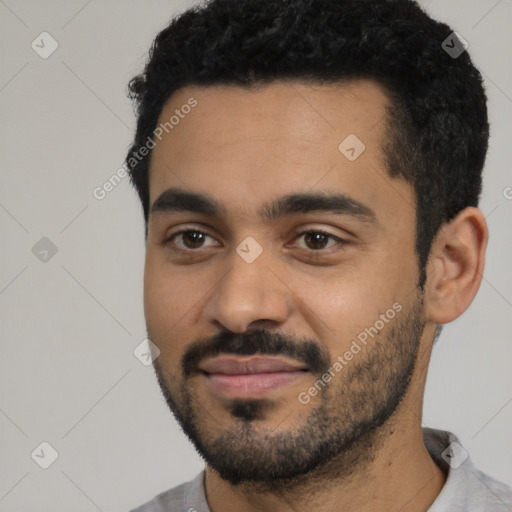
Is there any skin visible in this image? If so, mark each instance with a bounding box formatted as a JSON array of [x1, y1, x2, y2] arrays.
[[143, 80, 488, 512]]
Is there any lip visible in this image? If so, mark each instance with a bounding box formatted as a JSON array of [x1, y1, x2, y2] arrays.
[[200, 355, 308, 374], [199, 355, 309, 398]]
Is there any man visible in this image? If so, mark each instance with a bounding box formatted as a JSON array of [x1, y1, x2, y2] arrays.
[[125, 0, 512, 510]]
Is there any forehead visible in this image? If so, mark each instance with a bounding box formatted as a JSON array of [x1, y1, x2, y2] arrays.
[[147, 79, 415, 227], [152, 79, 389, 161]]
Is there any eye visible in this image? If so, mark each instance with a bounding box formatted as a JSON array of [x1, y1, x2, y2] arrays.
[[163, 229, 219, 250], [291, 229, 346, 251], [162, 228, 346, 253]]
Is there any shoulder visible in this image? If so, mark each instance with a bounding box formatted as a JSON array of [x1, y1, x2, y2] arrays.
[[129, 482, 188, 512], [128, 471, 208, 512], [423, 427, 512, 511]]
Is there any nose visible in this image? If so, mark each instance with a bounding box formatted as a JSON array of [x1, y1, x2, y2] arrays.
[[203, 247, 292, 333]]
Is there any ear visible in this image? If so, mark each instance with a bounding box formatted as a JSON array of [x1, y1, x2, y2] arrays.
[[424, 207, 488, 324]]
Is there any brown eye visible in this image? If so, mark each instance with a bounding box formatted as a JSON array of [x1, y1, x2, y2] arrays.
[[164, 230, 218, 250], [293, 230, 344, 251], [304, 232, 330, 250]]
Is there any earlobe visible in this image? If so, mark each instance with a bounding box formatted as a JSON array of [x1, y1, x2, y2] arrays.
[[425, 207, 488, 325]]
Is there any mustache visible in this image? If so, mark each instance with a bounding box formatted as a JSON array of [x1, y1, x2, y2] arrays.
[[182, 328, 331, 377]]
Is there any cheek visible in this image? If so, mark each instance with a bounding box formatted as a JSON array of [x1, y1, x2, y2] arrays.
[[144, 249, 192, 317], [143, 258, 200, 360], [300, 277, 385, 339], [291, 259, 414, 350]]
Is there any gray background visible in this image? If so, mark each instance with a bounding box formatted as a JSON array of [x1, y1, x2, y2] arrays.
[[0, 0, 511, 510]]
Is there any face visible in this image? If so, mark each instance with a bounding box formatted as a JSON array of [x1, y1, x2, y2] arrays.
[[144, 80, 426, 485]]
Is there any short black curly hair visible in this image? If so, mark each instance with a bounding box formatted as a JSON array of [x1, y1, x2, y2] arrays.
[[125, 0, 489, 288]]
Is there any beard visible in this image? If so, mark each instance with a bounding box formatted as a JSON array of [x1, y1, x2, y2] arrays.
[[151, 291, 425, 488]]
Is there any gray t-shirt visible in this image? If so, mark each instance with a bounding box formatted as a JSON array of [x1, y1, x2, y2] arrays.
[[130, 428, 512, 512]]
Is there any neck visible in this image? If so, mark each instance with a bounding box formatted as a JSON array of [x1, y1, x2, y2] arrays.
[[205, 407, 446, 512]]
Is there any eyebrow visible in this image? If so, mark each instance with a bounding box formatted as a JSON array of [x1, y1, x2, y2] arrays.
[[149, 187, 377, 224]]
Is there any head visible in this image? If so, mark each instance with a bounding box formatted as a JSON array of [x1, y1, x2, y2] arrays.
[[126, 0, 489, 486]]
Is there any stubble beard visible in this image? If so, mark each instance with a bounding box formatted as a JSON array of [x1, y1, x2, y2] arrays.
[[151, 292, 425, 490]]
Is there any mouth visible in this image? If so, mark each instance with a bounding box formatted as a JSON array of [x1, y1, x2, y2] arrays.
[[198, 355, 309, 398]]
